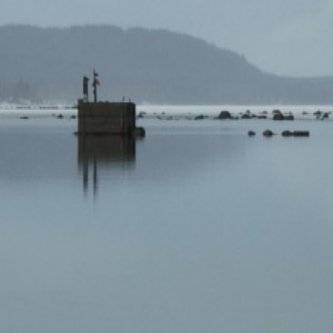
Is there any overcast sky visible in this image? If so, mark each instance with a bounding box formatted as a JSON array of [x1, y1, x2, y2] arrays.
[[1, 0, 332, 77]]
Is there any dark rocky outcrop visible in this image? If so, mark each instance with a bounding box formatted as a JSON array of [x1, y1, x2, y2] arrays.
[[284, 114, 295, 120], [263, 129, 274, 137], [218, 111, 232, 120], [282, 130, 293, 137], [282, 130, 310, 137], [137, 112, 147, 119], [135, 127, 146, 138], [293, 131, 310, 137], [321, 112, 330, 120], [194, 115, 206, 120], [273, 112, 285, 121]]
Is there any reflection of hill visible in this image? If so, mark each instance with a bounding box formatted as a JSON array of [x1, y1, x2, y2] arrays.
[[77, 135, 136, 196]]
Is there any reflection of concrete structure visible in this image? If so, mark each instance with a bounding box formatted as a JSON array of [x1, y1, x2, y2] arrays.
[[78, 135, 136, 197], [77, 101, 136, 135]]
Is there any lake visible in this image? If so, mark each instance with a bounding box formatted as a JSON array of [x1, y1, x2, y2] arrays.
[[0, 107, 332, 332]]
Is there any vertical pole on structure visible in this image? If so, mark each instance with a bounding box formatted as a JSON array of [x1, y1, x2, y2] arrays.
[[93, 69, 100, 103], [83, 76, 89, 102]]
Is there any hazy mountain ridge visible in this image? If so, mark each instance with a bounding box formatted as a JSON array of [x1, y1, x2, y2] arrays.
[[0, 24, 332, 104]]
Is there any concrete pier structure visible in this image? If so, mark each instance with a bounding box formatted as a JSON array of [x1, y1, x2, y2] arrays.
[[77, 101, 136, 136]]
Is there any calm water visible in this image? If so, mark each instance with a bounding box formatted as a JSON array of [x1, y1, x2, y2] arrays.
[[0, 112, 333, 332]]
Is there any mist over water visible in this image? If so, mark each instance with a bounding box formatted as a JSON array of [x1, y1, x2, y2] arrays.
[[0, 107, 332, 332]]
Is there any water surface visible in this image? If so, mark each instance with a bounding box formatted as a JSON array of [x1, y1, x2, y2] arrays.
[[0, 113, 332, 332]]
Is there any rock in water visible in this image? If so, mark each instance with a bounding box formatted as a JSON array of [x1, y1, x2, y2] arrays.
[[138, 112, 146, 119], [263, 129, 274, 137], [293, 131, 310, 137], [194, 115, 205, 120], [135, 127, 146, 138], [282, 130, 293, 137], [218, 110, 232, 120], [273, 113, 284, 120], [284, 114, 295, 120]]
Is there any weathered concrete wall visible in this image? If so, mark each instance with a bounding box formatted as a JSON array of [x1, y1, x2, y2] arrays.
[[78, 101, 136, 135]]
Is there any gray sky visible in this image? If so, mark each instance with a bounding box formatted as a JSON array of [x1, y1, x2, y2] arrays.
[[1, 0, 333, 77]]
